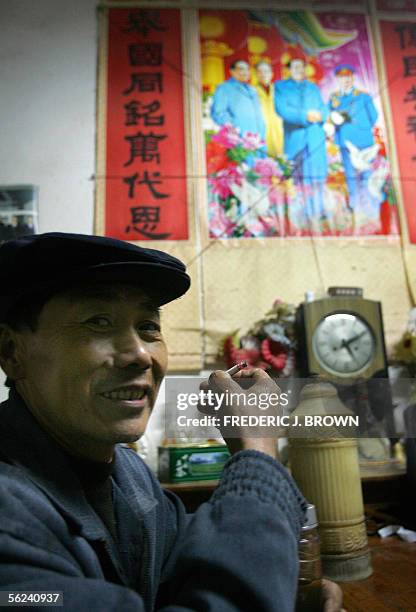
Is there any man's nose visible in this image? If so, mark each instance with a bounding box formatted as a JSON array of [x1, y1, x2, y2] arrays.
[[113, 329, 152, 369]]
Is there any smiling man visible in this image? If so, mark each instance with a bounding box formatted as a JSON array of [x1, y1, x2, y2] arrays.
[[0, 232, 311, 611], [210, 59, 266, 142], [9, 283, 167, 462]]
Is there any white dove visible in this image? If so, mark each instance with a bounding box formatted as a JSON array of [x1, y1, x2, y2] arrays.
[[230, 178, 271, 219], [345, 141, 380, 172], [368, 159, 389, 201]]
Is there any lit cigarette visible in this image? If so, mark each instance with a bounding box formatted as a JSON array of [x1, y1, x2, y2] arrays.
[[225, 361, 248, 376]]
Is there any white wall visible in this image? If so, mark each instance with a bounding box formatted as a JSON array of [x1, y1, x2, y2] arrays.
[[0, 0, 97, 232], [0, 0, 98, 399]]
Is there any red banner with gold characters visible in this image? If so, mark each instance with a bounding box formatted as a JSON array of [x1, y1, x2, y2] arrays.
[[380, 20, 416, 243], [377, 1, 416, 10], [104, 8, 188, 240]]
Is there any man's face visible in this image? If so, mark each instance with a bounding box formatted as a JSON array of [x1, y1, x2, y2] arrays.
[[256, 63, 273, 86], [289, 59, 305, 82], [14, 284, 168, 459], [337, 73, 354, 93], [230, 61, 250, 83]]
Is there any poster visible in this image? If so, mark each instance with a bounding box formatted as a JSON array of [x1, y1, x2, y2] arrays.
[[380, 20, 416, 243], [103, 8, 188, 240], [200, 10, 399, 238], [0, 185, 38, 242]]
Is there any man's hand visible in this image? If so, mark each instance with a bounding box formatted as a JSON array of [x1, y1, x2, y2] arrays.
[[307, 110, 323, 123], [322, 579, 345, 612], [199, 367, 284, 459]]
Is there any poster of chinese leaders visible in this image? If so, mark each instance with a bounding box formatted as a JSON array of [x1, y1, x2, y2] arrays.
[[200, 10, 400, 238]]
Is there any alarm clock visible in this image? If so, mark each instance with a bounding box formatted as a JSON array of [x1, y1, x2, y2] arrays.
[[297, 287, 397, 450], [296, 287, 388, 383]]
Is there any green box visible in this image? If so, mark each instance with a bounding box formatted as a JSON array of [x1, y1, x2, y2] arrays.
[[158, 444, 231, 483]]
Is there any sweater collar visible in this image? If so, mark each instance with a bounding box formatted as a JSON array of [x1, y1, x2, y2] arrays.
[[0, 389, 157, 536]]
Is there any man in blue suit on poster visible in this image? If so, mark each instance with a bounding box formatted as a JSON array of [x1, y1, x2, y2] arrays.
[[211, 60, 266, 141], [328, 64, 379, 214], [274, 54, 328, 225]]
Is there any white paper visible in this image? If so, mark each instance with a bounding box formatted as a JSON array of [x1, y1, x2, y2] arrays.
[[378, 524, 416, 542]]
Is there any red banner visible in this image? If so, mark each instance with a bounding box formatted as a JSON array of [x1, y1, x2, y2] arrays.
[[377, 1, 416, 10], [105, 8, 188, 240], [380, 21, 416, 243]]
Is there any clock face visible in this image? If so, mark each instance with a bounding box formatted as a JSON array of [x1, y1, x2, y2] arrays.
[[312, 313, 375, 377]]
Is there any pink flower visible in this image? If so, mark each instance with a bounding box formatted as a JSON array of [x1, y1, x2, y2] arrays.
[[208, 201, 240, 238], [253, 158, 283, 186], [269, 185, 285, 206], [212, 124, 242, 148], [208, 166, 244, 199], [242, 132, 265, 151]]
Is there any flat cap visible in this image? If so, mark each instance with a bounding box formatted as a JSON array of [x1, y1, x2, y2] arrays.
[[334, 64, 355, 75], [0, 232, 191, 319]]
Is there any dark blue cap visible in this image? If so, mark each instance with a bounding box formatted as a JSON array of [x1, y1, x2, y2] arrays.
[[334, 64, 355, 75], [0, 232, 191, 319]]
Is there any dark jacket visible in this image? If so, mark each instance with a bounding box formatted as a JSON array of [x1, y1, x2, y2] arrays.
[[0, 390, 306, 611]]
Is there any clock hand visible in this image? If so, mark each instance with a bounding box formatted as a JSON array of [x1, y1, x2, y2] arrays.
[[344, 331, 367, 346], [340, 338, 357, 360]]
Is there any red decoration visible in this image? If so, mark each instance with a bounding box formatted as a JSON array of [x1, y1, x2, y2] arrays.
[[261, 339, 288, 371], [104, 8, 188, 240], [221, 299, 296, 377], [223, 336, 261, 369], [380, 21, 416, 243], [206, 140, 234, 175]]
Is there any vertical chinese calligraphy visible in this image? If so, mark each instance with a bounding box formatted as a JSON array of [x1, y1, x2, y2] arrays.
[[104, 8, 188, 240], [380, 21, 416, 243]]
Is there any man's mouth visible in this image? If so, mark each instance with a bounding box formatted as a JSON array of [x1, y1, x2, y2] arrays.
[[101, 388, 147, 401]]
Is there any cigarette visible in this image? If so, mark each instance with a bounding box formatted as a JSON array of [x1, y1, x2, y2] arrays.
[[225, 361, 248, 376]]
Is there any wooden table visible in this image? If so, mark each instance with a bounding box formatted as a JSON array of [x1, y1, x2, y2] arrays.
[[342, 536, 416, 611], [162, 475, 416, 611], [161, 471, 408, 512]]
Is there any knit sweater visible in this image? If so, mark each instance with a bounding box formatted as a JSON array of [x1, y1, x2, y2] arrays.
[[0, 390, 306, 611]]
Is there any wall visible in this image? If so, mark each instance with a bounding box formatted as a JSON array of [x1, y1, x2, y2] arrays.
[[0, 0, 97, 399], [0, 1, 413, 400], [0, 0, 97, 232]]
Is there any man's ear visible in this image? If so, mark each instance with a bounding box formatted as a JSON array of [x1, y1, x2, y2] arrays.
[[0, 325, 26, 382]]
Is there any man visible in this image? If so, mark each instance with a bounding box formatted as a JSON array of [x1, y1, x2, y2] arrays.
[[0, 232, 306, 611], [328, 64, 379, 212], [255, 61, 284, 158], [274, 55, 328, 222], [211, 59, 265, 141], [0, 233, 345, 611]]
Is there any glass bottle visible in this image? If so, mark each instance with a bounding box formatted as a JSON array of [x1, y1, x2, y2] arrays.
[[296, 504, 323, 612]]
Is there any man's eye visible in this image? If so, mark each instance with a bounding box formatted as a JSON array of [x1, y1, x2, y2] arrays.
[[85, 316, 112, 328], [139, 321, 161, 333]]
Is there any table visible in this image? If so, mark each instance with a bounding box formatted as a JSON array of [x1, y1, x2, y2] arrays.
[[342, 536, 416, 611], [162, 474, 415, 611], [161, 471, 408, 512]]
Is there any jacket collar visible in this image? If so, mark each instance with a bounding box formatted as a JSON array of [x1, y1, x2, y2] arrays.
[[0, 389, 114, 539], [0, 389, 157, 541], [229, 77, 255, 95]]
